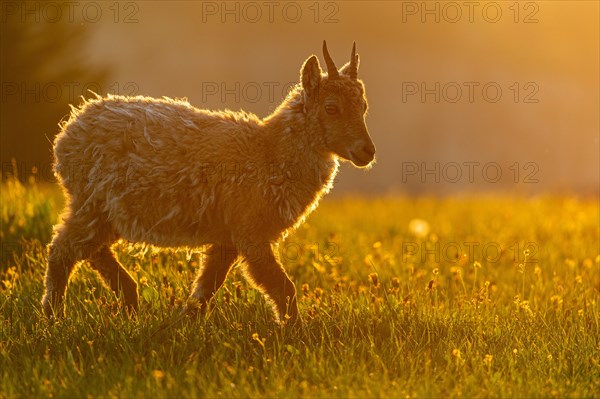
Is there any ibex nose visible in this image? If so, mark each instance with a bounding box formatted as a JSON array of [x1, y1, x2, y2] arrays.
[[349, 140, 376, 168], [363, 142, 376, 158], [358, 141, 376, 162]]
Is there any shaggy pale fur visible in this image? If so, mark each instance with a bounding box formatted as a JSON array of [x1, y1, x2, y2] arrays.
[[42, 41, 375, 324]]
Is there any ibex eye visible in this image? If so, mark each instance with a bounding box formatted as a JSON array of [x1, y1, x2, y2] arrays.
[[325, 104, 339, 115]]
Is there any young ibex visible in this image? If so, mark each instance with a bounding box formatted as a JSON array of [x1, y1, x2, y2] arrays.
[[42, 41, 375, 324]]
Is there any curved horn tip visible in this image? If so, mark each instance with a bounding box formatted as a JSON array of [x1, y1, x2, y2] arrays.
[[348, 42, 359, 79], [322, 40, 339, 79]]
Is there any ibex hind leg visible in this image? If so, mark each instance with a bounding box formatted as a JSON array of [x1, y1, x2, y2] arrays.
[[42, 213, 110, 318], [89, 245, 138, 314]]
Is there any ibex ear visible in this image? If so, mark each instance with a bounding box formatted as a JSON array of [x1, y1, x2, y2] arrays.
[[301, 55, 322, 100]]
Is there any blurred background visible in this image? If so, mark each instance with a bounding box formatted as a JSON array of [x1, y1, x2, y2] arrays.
[[1, 0, 598, 196]]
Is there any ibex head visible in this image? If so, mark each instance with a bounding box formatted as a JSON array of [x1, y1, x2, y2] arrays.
[[301, 41, 375, 168]]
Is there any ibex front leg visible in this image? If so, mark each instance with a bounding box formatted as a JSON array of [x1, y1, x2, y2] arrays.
[[187, 242, 239, 313], [243, 243, 299, 325]]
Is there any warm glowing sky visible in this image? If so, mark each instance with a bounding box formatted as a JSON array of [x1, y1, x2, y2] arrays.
[[5, 1, 599, 195]]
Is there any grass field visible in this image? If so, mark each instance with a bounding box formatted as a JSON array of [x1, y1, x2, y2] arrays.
[[1, 176, 599, 398]]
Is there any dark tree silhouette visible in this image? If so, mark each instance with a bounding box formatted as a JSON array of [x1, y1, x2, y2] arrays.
[[1, 7, 108, 181]]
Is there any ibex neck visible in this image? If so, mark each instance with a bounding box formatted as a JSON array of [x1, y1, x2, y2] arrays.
[[260, 86, 339, 233], [263, 85, 305, 127], [262, 86, 331, 166]]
